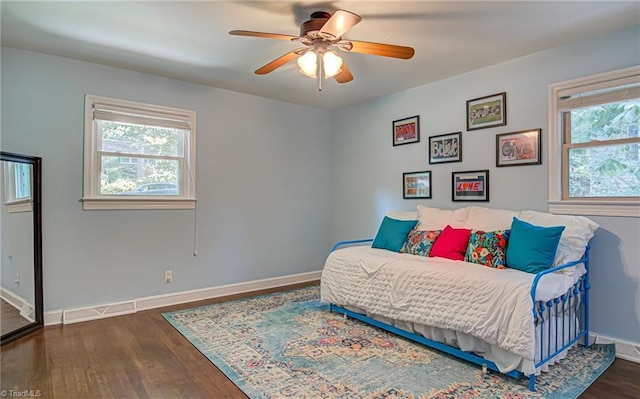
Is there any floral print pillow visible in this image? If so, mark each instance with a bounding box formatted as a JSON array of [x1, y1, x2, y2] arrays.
[[400, 229, 442, 257], [464, 229, 511, 268]]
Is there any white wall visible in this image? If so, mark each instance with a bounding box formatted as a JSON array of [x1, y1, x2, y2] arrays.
[[1, 47, 333, 311], [331, 25, 640, 344]]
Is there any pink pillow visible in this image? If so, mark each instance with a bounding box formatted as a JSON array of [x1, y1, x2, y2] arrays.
[[429, 225, 471, 261]]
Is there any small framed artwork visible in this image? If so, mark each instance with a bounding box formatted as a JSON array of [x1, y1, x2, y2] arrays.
[[393, 115, 420, 146], [466, 92, 507, 131], [403, 171, 432, 199], [496, 129, 542, 167], [452, 170, 489, 202], [429, 132, 462, 164]]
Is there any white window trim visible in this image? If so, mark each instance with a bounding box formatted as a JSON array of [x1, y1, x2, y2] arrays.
[[548, 66, 640, 218], [5, 198, 32, 213], [3, 162, 33, 213], [83, 95, 196, 210]]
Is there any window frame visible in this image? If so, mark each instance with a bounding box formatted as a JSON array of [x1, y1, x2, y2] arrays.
[[83, 95, 196, 210], [548, 66, 640, 217], [3, 161, 33, 213]]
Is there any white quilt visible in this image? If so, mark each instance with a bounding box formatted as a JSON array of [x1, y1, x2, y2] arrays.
[[320, 246, 584, 361]]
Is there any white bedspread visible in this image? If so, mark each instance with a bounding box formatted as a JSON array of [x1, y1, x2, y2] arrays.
[[320, 246, 584, 361]]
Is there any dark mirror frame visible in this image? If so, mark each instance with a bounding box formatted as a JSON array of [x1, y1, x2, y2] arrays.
[[1, 151, 43, 345]]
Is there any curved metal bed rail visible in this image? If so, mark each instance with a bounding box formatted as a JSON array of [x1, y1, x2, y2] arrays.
[[528, 244, 591, 391]]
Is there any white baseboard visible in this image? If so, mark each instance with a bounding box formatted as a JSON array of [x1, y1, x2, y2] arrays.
[[135, 270, 321, 311], [44, 310, 63, 326], [0, 286, 35, 322], [44, 270, 322, 326], [595, 334, 640, 363], [586, 332, 598, 346], [0, 286, 23, 310]]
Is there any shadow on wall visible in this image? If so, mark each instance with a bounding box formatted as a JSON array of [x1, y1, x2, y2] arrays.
[[589, 227, 640, 342]]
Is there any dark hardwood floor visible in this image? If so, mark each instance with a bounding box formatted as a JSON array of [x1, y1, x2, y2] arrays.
[[1, 281, 638, 398], [1, 298, 32, 336]]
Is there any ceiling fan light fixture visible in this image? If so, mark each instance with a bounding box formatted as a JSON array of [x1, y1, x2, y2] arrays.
[[297, 49, 343, 79], [322, 50, 343, 78], [297, 50, 318, 78]]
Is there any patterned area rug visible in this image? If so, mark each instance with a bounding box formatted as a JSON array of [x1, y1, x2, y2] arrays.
[[163, 286, 614, 399]]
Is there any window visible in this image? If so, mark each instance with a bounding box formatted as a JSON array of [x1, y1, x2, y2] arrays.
[[548, 66, 639, 217], [3, 161, 32, 213], [83, 95, 196, 210]]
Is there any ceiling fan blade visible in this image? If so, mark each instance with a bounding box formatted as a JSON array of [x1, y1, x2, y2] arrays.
[[255, 51, 299, 75], [229, 30, 298, 41], [334, 63, 353, 84], [320, 10, 362, 38], [346, 40, 415, 59]]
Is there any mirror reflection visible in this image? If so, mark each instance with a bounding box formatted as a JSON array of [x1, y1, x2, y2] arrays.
[[1, 161, 35, 335], [0, 153, 43, 345]]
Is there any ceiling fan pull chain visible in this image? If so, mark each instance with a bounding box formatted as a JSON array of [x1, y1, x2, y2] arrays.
[[318, 55, 323, 92]]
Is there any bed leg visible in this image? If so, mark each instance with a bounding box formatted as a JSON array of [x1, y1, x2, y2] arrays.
[[529, 374, 536, 391]]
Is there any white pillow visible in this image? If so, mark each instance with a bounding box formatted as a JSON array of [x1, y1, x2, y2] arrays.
[[519, 210, 599, 266], [386, 210, 418, 221], [465, 206, 521, 231], [416, 205, 469, 230]]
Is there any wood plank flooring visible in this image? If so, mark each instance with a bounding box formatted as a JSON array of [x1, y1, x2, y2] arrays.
[[1, 298, 32, 336], [1, 281, 638, 398]]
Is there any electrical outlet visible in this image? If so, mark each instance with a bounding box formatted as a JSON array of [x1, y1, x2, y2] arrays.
[[14, 273, 20, 285], [164, 270, 173, 283]]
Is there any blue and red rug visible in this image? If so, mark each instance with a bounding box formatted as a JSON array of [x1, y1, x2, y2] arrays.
[[163, 286, 614, 399]]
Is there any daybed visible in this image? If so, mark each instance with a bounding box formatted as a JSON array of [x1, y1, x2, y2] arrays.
[[320, 205, 598, 391]]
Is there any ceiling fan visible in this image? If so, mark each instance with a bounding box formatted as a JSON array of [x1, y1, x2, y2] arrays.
[[229, 9, 415, 91]]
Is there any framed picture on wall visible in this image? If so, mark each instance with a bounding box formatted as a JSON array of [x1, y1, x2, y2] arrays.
[[393, 115, 420, 146], [496, 129, 542, 167], [403, 171, 432, 199], [429, 132, 462, 164], [466, 92, 506, 131], [452, 170, 489, 201]]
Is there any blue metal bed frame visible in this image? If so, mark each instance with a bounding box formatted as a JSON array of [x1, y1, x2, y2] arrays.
[[327, 239, 591, 391]]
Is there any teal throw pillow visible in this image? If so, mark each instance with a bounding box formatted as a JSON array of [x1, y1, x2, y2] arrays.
[[506, 217, 565, 274], [372, 217, 418, 252]]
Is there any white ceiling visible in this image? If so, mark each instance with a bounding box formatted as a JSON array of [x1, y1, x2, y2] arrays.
[[2, 1, 639, 110]]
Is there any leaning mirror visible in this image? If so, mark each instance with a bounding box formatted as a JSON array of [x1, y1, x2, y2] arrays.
[[1, 152, 43, 345]]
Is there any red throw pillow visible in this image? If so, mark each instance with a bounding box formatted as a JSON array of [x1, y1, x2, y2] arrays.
[[429, 225, 471, 261]]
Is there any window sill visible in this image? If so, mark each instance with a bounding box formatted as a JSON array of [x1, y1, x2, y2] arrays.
[[548, 200, 640, 218], [82, 198, 196, 210], [4, 199, 33, 213]]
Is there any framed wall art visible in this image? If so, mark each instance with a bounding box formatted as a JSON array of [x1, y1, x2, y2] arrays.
[[403, 171, 432, 199], [452, 170, 489, 202], [466, 92, 506, 131], [393, 115, 420, 146], [429, 132, 462, 164], [496, 129, 542, 167]]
